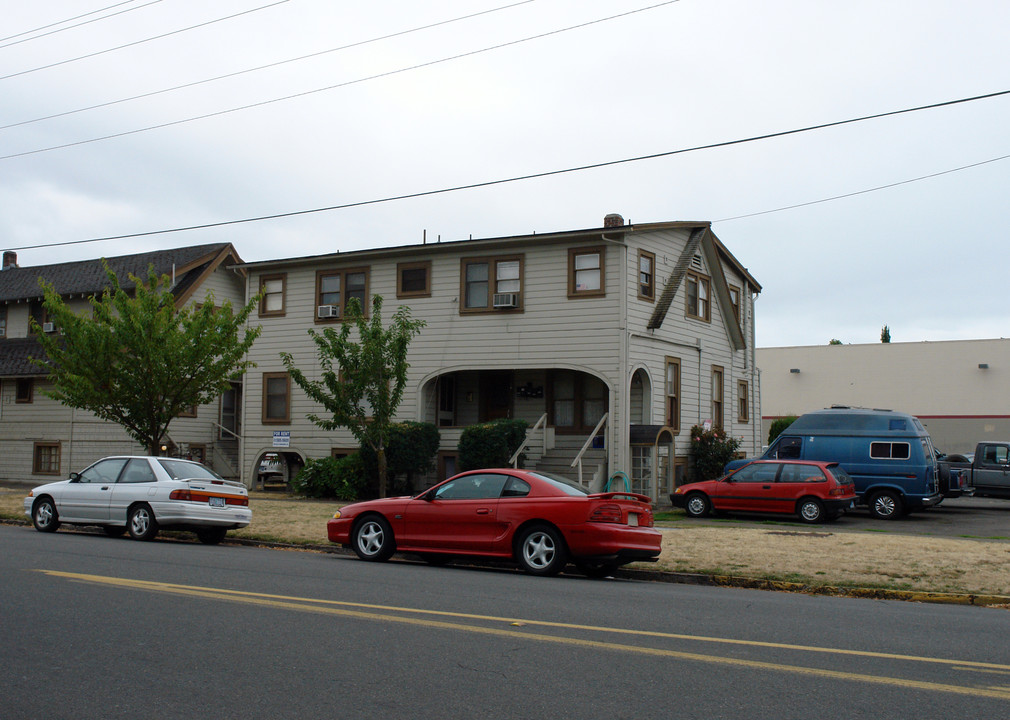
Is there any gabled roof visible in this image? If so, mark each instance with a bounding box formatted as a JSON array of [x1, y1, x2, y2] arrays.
[[0, 243, 242, 304]]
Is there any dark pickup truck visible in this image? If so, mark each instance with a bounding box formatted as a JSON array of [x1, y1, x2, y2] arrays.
[[938, 442, 1010, 498]]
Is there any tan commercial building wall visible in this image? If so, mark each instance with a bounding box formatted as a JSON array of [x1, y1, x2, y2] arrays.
[[757, 339, 1010, 454]]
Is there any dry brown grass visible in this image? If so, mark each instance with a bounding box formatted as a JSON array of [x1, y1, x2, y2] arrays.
[[5, 487, 1010, 596]]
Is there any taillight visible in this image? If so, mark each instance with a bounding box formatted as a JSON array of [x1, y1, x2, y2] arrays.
[[169, 489, 248, 506], [589, 504, 622, 523], [829, 487, 847, 496], [170, 489, 191, 501]]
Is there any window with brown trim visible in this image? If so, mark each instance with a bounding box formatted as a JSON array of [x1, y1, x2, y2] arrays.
[[738, 379, 749, 423], [396, 261, 431, 298], [16, 378, 33, 404], [179, 404, 198, 418], [638, 250, 656, 301], [33, 441, 61, 475], [315, 268, 370, 321], [262, 372, 291, 424], [259, 274, 286, 317], [712, 365, 725, 429], [460, 256, 523, 312], [728, 284, 742, 327], [568, 246, 605, 298], [686, 271, 711, 322], [0, 305, 7, 338], [665, 357, 681, 432]]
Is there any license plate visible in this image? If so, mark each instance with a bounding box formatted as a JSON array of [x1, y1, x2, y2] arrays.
[[628, 513, 639, 526], [209, 496, 225, 508]]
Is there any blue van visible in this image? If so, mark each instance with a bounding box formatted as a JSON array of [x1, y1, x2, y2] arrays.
[[725, 407, 942, 519]]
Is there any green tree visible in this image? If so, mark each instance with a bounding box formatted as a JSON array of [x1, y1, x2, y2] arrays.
[[281, 296, 425, 497], [881, 325, 891, 343], [32, 262, 262, 455], [829, 339, 843, 345], [768, 415, 798, 445]]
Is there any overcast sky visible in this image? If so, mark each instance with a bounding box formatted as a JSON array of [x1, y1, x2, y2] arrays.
[[2, 0, 1007, 348]]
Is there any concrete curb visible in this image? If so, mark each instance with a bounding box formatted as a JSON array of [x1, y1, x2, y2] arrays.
[[6, 516, 1009, 607]]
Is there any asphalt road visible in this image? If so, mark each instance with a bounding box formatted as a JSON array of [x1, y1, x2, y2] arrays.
[[4, 524, 1010, 719]]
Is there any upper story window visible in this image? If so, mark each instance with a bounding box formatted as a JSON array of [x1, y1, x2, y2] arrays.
[[16, 378, 33, 404], [316, 268, 369, 321], [686, 270, 710, 322], [259, 274, 286, 317], [737, 380, 749, 423], [460, 256, 523, 312], [262, 372, 290, 424], [397, 261, 431, 298], [0, 305, 6, 337], [665, 357, 681, 432], [638, 250, 656, 301], [711, 365, 724, 428], [728, 284, 742, 326], [568, 246, 605, 298]]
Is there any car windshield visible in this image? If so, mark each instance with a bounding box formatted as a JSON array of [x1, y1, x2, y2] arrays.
[[526, 471, 590, 496], [157, 458, 224, 481]]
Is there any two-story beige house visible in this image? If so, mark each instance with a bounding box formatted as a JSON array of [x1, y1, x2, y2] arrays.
[[0, 244, 247, 484], [238, 215, 762, 501]]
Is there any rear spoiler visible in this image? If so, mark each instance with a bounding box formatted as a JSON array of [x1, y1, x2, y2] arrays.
[[588, 491, 652, 504]]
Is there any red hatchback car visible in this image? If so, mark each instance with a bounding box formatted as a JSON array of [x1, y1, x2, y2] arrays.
[[327, 469, 662, 576], [670, 460, 857, 523]]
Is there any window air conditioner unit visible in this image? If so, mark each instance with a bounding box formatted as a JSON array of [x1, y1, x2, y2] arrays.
[[317, 305, 340, 319], [492, 292, 519, 308], [42, 322, 55, 333]]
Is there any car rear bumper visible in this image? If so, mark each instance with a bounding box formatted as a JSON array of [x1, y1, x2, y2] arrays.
[[560, 522, 662, 561], [150, 501, 251, 528]]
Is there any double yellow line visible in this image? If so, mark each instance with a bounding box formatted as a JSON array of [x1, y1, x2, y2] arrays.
[[37, 569, 1010, 701]]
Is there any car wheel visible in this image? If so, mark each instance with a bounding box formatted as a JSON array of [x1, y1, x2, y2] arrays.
[[32, 498, 60, 533], [127, 504, 159, 540], [797, 497, 824, 523], [352, 516, 395, 561], [575, 560, 620, 579], [196, 528, 227, 545], [684, 492, 711, 518], [516, 525, 567, 576], [868, 490, 903, 520], [103, 526, 127, 537]]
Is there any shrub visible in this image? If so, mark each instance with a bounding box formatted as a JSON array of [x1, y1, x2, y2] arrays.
[[360, 421, 440, 495], [768, 415, 799, 445], [291, 454, 367, 500], [458, 418, 529, 471], [689, 425, 741, 481]]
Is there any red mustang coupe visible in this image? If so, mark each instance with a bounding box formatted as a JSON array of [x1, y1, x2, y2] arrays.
[[327, 469, 662, 576]]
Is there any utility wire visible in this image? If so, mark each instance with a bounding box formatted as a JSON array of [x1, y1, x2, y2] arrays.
[[6, 90, 1009, 252], [714, 154, 1010, 223], [0, 1, 680, 159], [0, 1, 290, 81], [0, 0, 163, 49], [1, 0, 537, 131]]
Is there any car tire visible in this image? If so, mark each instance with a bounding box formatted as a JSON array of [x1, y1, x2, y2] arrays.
[[103, 526, 127, 537], [196, 528, 227, 545], [797, 497, 824, 523], [32, 497, 60, 533], [516, 525, 567, 576], [127, 504, 159, 540], [868, 490, 903, 520], [684, 492, 711, 518], [352, 516, 395, 562]]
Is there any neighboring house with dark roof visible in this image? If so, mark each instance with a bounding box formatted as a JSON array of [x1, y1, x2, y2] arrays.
[[236, 215, 763, 500], [0, 244, 246, 483]]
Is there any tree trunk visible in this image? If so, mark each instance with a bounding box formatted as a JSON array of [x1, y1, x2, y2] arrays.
[[377, 447, 387, 498]]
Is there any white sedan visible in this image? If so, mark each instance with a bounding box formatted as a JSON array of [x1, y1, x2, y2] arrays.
[[24, 456, 252, 544]]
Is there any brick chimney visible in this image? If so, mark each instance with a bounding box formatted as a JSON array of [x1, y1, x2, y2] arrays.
[[2, 251, 17, 270], [603, 213, 624, 228]]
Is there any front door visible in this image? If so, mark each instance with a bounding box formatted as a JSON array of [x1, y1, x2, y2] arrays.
[[403, 473, 508, 551], [481, 372, 512, 421], [59, 458, 129, 521], [975, 444, 1010, 490]]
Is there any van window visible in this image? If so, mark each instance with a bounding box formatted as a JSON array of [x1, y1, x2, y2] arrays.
[[888, 419, 908, 431], [773, 437, 802, 459], [870, 442, 911, 460]]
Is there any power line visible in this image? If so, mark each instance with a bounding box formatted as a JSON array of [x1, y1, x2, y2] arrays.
[[0, 1, 681, 160], [1, 0, 537, 131], [0, 0, 163, 49], [7, 90, 1009, 252], [0, 1, 291, 81]]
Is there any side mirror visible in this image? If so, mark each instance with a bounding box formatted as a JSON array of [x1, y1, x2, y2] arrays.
[[69, 472, 81, 482]]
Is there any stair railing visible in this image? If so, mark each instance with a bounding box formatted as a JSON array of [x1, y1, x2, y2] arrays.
[[571, 412, 608, 486], [510, 413, 548, 468]]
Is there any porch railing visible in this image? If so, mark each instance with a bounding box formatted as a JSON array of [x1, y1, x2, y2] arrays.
[[510, 413, 548, 468], [571, 412, 608, 486]]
